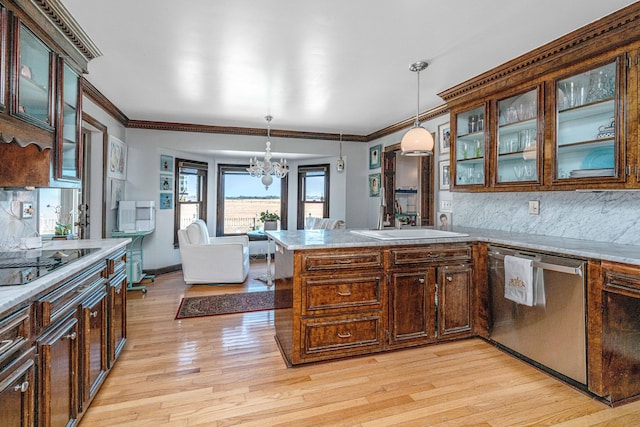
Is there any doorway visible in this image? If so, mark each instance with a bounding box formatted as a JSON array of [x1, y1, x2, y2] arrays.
[[383, 143, 434, 227], [82, 114, 109, 238]]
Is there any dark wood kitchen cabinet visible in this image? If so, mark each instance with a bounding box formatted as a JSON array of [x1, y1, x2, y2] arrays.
[[105, 249, 127, 365], [437, 264, 473, 338], [440, 4, 640, 192], [80, 287, 108, 408], [0, 0, 100, 187]]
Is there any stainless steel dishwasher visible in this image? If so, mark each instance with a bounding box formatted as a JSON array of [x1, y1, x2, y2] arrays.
[[487, 245, 587, 385]]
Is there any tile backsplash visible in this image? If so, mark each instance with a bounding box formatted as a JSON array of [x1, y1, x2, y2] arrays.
[[454, 191, 640, 246], [0, 189, 39, 249]]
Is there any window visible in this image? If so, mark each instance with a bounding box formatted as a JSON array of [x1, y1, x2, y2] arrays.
[[174, 158, 208, 245], [297, 164, 329, 229], [217, 164, 288, 236], [37, 188, 79, 237]]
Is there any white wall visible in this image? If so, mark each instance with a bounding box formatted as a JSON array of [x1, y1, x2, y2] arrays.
[[122, 128, 369, 269]]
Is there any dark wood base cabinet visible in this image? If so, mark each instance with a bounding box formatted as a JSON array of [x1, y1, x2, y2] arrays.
[[274, 243, 475, 366], [0, 246, 127, 426]]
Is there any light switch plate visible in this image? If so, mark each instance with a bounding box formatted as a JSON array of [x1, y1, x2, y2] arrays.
[[441, 200, 452, 210], [528, 200, 540, 215], [21, 202, 33, 218]]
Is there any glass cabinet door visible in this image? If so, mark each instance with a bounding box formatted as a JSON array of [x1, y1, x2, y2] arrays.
[[496, 88, 539, 184], [555, 60, 618, 180], [17, 24, 53, 126], [454, 105, 486, 186], [56, 62, 81, 179]]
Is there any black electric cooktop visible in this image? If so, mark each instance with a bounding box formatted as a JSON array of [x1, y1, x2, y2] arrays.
[[0, 248, 99, 286]]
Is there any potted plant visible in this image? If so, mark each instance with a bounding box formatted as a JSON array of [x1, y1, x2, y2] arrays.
[[259, 210, 280, 230]]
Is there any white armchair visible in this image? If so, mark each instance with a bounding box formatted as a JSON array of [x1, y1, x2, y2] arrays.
[[177, 220, 250, 284]]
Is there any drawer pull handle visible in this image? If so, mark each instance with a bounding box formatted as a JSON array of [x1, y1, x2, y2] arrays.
[[90, 311, 98, 318], [427, 253, 440, 258], [64, 332, 77, 340], [418, 278, 425, 284], [13, 381, 29, 393], [337, 332, 352, 339], [337, 291, 352, 296], [115, 287, 122, 294], [335, 259, 353, 264]]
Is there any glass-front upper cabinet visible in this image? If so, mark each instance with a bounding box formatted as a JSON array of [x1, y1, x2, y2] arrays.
[[17, 24, 53, 127], [453, 105, 487, 187], [555, 60, 620, 181], [495, 88, 541, 185], [56, 62, 81, 179]]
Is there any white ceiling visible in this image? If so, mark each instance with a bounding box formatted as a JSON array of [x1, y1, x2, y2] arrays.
[[62, 0, 636, 137]]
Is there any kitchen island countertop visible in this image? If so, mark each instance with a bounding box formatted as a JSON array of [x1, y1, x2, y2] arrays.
[[266, 227, 640, 266]]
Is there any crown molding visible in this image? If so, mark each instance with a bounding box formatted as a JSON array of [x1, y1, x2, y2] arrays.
[[81, 78, 129, 126]]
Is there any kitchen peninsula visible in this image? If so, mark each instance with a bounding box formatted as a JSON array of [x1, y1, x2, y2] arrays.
[[268, 228, 640, 405]]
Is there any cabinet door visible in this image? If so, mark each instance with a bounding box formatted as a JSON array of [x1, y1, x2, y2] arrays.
[[452, 104, 488, 188], [438, 264, 473, 339], [109, 272, 127, 365], [554, 58, 624, 184], [15, 23, 54, 128], [38, 315, 79, 427], [388, 269, 436, 346], [495, 87, 542, 186], [0, 348, 35, 427], [55, 61, 82, 180], [82, 288, 108, 406]]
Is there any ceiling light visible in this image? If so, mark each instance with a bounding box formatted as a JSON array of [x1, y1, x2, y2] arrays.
[[247, 115, 289, 190], [401, 61, 434, 156]]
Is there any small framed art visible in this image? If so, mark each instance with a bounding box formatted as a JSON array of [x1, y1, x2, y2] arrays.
[[369, 173, 381, 197], [160, 193, 173, 209], [439, 160, 450, 190], [439, 122, 451, 155], [107, 136, 127, 180], [436, 211, 452, 231], [160, 174, 173, 191], [160, 154, 174, 172], [369, 144, 381, 169]]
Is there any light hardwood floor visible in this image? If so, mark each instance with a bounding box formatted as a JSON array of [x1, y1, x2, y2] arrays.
[[80, 261, 640, 426]]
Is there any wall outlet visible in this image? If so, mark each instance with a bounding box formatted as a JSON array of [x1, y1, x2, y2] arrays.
[[21, 202, 33, 218], [528, 200, 540, 215]]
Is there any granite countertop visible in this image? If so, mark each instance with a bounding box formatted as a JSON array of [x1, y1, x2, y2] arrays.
[[0, 238, 131, 315], [266, 227, 640, 267]]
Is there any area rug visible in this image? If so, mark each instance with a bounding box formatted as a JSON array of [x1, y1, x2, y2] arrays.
[[175, 290, 291, 319]]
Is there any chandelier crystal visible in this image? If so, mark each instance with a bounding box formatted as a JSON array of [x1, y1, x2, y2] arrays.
[[247, 115, 289, 190], [401, 61, 434, 156]]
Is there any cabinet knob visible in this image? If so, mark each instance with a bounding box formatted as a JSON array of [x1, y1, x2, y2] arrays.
[[13, 381, 29, 393], [446, 275, 453, 282], [90, 310, 98, 318], [115, 287, 122, 294], [64, 332, 77, 340], [337, 331, 352, 339], [418, 278, 425, 284]]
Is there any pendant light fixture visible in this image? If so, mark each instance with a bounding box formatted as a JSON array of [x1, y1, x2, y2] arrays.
[[401, 61, 434, 156], [336, 132, 345, 172], [247, 115, 289, 190]]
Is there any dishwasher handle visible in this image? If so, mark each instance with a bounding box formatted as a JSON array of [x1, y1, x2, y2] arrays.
[[488, 251, 584, 277]]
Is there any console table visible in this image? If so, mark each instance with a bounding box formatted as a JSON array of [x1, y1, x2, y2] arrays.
[[111, 229, 155, 292]]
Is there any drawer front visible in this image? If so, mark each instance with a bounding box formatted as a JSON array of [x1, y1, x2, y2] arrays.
[[301, 250, 383, 273], [302, 314, 384, 358], [302, 274, 385, 315], [105, 248, 127, 278], [0, 307, 31, 366], [37, 263, 107, 331], [390, 245, 471, 267]]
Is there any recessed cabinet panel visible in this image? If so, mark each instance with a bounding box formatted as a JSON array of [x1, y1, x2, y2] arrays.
[[496, 89, 540, 184], [17, 25, 52, 126], [454, 105, 486, 187], [555, 61, 619, 181]]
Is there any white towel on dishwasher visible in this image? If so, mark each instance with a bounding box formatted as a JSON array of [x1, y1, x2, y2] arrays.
[[504, 255, 534, 306]]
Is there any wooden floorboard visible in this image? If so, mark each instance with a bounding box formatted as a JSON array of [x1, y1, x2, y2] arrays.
[[79, 260, 640, 426]]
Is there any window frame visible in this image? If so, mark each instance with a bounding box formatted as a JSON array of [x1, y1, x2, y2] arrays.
[[173, 158, 208, 246], [297, 164, 330, 229], [216, 164, 288, 236]]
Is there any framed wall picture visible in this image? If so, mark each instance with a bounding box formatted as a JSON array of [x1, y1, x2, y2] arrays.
[[436, 211, 452, 231], [369, 173, 381, 197], [160, 174, 173, 191], [160, 154, 174, 172], [110, 179, 124, 210], [160, 192, 173, 209], [439, 122, 451, 155], [369, 144, 381, 169], [439, 160, 450, 190], [107, 135, 127, 180]]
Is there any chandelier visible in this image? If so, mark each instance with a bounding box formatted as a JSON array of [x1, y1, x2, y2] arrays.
[[247, 115, 289, 190], [400, 61, 434, 156]]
